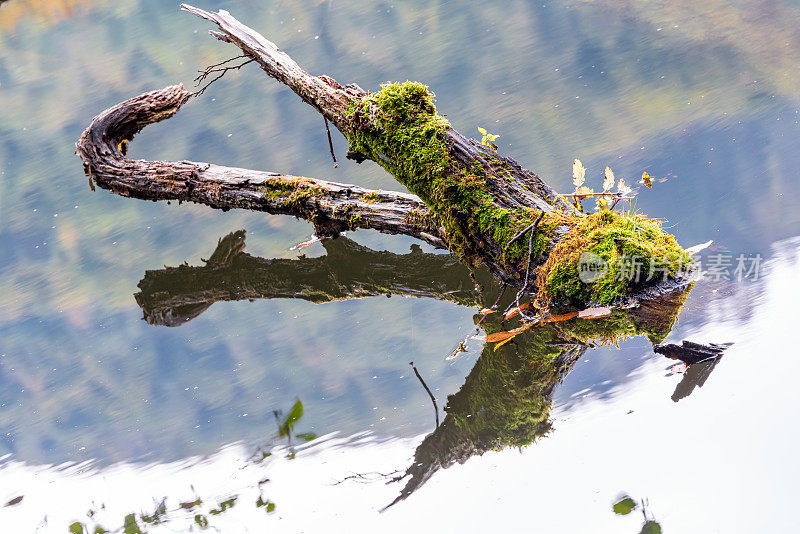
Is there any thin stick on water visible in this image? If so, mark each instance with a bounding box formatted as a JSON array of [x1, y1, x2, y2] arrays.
[[324, 117, 338, 167], [410, 361, 439, 429]]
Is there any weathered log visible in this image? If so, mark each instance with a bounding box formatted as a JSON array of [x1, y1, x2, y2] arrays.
[[76, 86, 445, 247], [78, 4, 693, 306], [177, 4, 569, 286]]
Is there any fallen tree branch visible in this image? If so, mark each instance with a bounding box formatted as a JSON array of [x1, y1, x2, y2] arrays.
[[76, 85, 445, 246], [177, 3, 573, 286], [78, 4, 694, 306]]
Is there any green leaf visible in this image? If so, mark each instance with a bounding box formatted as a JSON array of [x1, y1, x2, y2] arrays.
[[194, 514, 209, 529], [69, 522, 85, 534], [296, 432, 317, 442], [123, 514, 143, 534], [613, 496, 637, 515], [639, 521, 662, 534], [280, 400, 303, 436], [256, 496, 277, 512]]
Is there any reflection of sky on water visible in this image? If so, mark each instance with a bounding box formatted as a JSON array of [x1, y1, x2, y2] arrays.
[[4, 236, 798, 532]]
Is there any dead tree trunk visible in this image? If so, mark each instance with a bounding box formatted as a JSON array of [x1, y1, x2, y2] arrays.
[[77, 5, 693, 307]]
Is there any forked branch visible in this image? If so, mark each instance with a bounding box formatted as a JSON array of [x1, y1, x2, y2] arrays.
[[76, 85, 445, 246]]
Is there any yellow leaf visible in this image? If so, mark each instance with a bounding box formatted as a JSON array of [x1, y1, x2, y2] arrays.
[[572, 159, 586, 187], [642, 171, 652, 189], [617, 178, 632, 196], [493, 336, 515, 351], [478, 127, 487, 135], [603, 166, 615, 191]]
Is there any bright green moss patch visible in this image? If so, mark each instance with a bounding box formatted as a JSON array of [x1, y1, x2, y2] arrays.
[[346, 81, 554, 270], [534, 209, 691, 306]]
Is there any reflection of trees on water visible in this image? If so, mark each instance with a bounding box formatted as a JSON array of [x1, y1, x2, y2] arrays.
[[137, 231, 693, 508]]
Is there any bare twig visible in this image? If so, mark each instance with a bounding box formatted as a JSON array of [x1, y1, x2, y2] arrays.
[[324, 117, 338, 167], [193, 56, 255, 96], [410, 362, 439, 429], [332, 470, 404, 485], [504, 212, 544, 321]]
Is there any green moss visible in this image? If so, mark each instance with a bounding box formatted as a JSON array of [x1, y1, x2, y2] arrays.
[[345, 81, 551, 270], [345, 81, 689, 304], [535, 209, 692, 306], [360, 190, 386, 203]]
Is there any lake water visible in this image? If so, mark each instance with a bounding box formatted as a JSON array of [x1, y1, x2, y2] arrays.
[[1, 0, 799, 532]]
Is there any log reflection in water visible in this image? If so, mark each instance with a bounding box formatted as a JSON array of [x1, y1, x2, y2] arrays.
[[135, 231, 494, 327], [134, 230, 693, 508]]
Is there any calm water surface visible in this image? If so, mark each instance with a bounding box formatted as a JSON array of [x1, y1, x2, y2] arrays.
[[1, 0, 799, 531]]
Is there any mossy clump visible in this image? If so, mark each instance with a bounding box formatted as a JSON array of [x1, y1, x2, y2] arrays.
[[534, 209, 691, 306], [345, 81, 690, 304], [345, 81, 554, 270]]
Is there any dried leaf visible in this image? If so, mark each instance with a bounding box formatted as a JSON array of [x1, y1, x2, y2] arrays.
[[685, 240, 713, 255], [603, 166, 615, 192], [578, 306, 612, 319], [485, 321, 535, 344], [504, 302, 533, 320], [617, 178, 632, 196], [479, 308, 497, 316], [573, 158, 586, 187], [4, 496, 23, 507], [542, 311, 578, 323], [485, 330, 519, 343], [641, 171, 652, 189]]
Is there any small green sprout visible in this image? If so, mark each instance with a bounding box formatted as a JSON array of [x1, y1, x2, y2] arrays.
[[477, 127, 500, 150]]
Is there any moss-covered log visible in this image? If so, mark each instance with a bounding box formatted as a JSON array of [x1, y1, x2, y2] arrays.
[[78, 4, 693, 307]]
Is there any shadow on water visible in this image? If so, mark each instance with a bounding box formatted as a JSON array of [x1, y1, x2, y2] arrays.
[[135, 230, 695, 510]]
